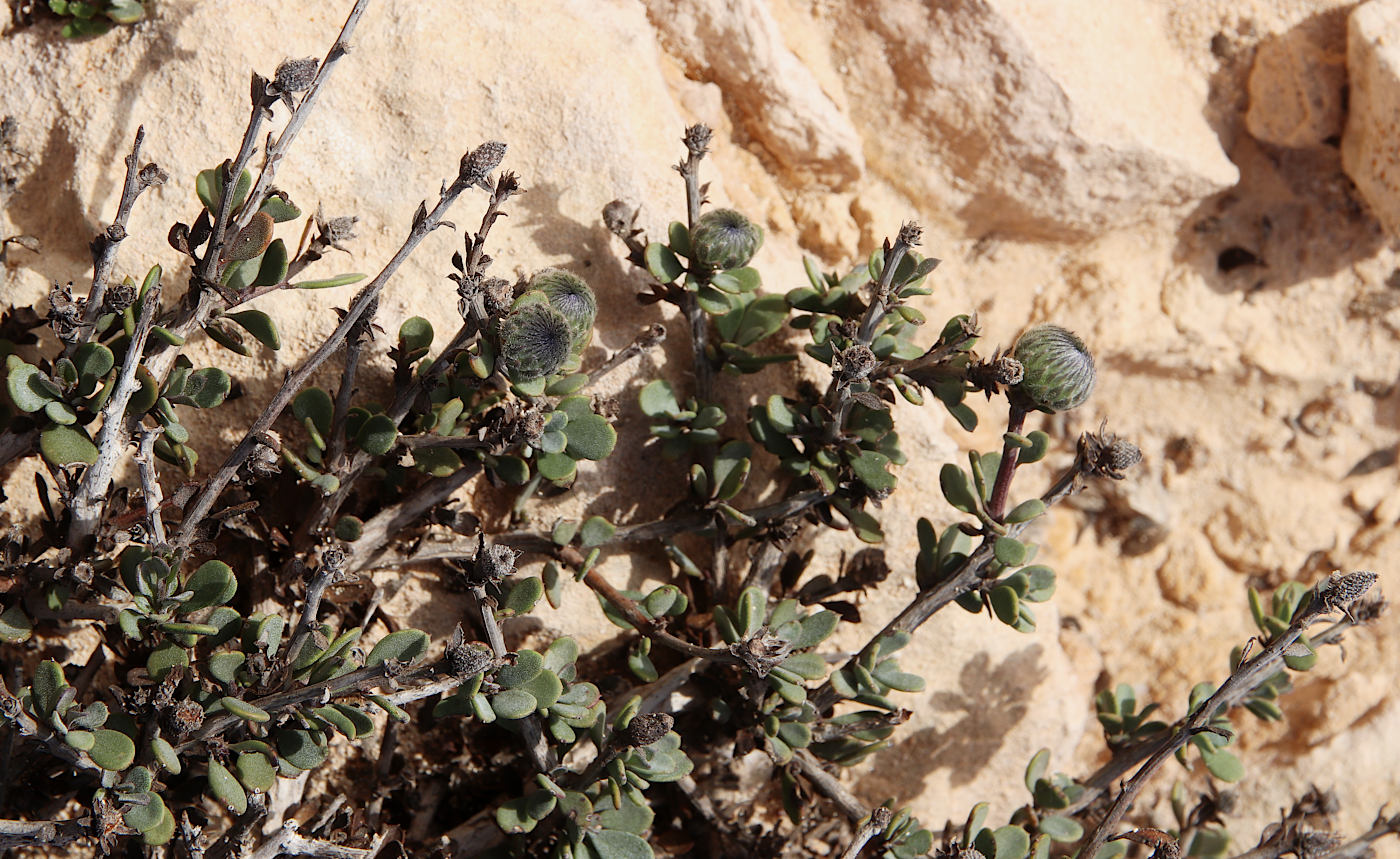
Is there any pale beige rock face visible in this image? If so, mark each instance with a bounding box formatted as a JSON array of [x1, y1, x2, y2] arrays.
[[1, 1, 1397, 856], [1246, 8, 1349, 148], [1343, 0, 1400, 236]]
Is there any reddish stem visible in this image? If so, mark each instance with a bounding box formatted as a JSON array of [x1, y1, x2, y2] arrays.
[[987, 402, 1029, 521]]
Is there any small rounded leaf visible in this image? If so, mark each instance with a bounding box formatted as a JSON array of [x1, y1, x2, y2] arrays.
[[223, 212, 274, 262], [365, 629, 429, 667], [563, 413, 616, 461], [39, 425, 98, 466], [490, 688, 538, 720], [225, 309, 281, 350], [207, 759, 248, 813], [183, 560, 237, 612], [356, 414, 399, 456], [89, 728, 136, 771]]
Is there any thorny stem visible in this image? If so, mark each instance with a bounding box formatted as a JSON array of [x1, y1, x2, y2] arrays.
[[986, 401, 1029, 521], [147, 0, 368, 385], [839, 806, 894, 859], [172, 162, 476, 550], [470, 583, 556, 771], [0, 818, 93, 851], [78, 126, 155, 336], [135, 426, 167, 546], [68, 280, 162, 549], [1076, 577, 1376, 859], [809, 452, 1085, 713], [295, 173, 516, 547], [793, 748, 866, 821], [1064, 616, 1361, 818], [824, 225, 919, 444]]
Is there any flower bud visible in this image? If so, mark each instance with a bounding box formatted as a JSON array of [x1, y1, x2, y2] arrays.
[[530, 268, 596, 352], [690, 208, 763, 271], [498, 303, 571, 383], [1010, 324, 1095, 413]]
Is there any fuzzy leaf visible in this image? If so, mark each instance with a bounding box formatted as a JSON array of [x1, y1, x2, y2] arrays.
[[563, 413, 616, 461], [207, 760, 248, 813], [183, 560, 237, 612], [123, 791, 167, 833], [225, 309, 281, 350], [276, 728, 328, 770], [645, 242, 685, 284], [293, 272, 366, 289], [586, 829, 654, 859], [89, 728, 136, 771], [638, 379, 681, 418], [0, 604, 33, 643], [365, 629, 429, 667], [502, 577, 544, 616], [356, 414, 399, 456], [39, 425, 98, 466], [490, 688, 538, 720], [253, 238, 289, 287], [496, 649, 544, 689]]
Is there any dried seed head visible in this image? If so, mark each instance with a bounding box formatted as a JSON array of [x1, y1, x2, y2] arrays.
[[138, 162, 168, 189], [461, 141, 507, 185], [835, 342, 877, 384], [468, 540, 517, 585], [683, 123, 712, 155], [446, 639, 494, 678], [690, 208, 764, 271], [1315, 570, 1377, 613], [602, 199, 638, 236], [897, 221, 923, 247], [530, 268, 597, 352], [167, 698, 205, 739], [273, 57, 319, 93], [317, 209, 359, 248], [103, 279, 138, 314], [621, 712, 673, 747], [498, 303, 572, 383], [47, 283, 83, 343], [1011, 324, 1096, 413]]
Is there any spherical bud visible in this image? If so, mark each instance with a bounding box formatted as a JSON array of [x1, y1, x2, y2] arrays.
[[273, 57, 319, 93], [1104, 439, 1143, 473], [530, 268, 596, 352], [1010, 324, 1096, 413], [621, 712, 673, 747], [497, 303, 572, 383], [690, 208, 763, 271]]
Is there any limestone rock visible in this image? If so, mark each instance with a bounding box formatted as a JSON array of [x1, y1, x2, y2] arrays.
[[1245, 10, 1349, 148], [643, 0, 865, 190], [1343, 0, 1400, 236], [832, 0, 1239, 240]]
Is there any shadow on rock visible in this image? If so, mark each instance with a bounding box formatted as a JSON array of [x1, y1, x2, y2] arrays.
[[856, 645, 1041, 794]]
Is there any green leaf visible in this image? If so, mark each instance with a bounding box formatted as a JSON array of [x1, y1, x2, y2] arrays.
[[496, 649, 544, 689], [293, 272, 366, 289], [1005, 499, 1046, 524], [123, 791, 167, 833], [578, 516, 615, 548], [645, 242, 685, 284], [6, 361, 55, 412], [147, 643, 188, 681], [150, 737, 181, 774], [563, 413, 616, 461], [356, 414, 399, 455], [208, 651, 245, 685], [491, 688, 538, 720], [31, 660, 66, 719], [235, 750, 276, 792], [221, 697, 270, 723], [39, 425, 98, 466], [207, 760, 248, 813], [276, 728, 328, 770], [990, 586, 1020, 626], [638, 379, 680, 417], [365, 629, 429, 667], [849, 449, 896, 493], [224, 309, 281, 350], [253, 238, 289, 287], [1038, 816, 1083, 843], [89, 728, 136, 771], [398, 316, 434, 354], [500, 576, 545, 616], [586, 829, 655, 859], [1200, 747, 1244, 782], [940, 463, 979, 513], [992, 826, 1032, 859], [183, 560, 237, 612], [0, 604, 33, 643], [179, 368, 230, 409], [72, 342, 115, 380], [520, 668, 563, 710], [537, 452, 576, 482], [994, 537, 1029, 566], [259, 194, 301, 222]]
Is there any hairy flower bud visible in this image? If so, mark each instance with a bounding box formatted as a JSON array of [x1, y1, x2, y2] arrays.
[[461, 141, 507, 185], [690, 208, 763, 271], [530, 268, 596, 352], [274, 57, 319, 93], [498, 303, 572, 383], [1010, 324, 1096, 413]]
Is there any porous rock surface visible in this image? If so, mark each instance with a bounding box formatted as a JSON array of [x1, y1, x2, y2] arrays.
[[1343, 0, 1400, 236], [1, 0, 1397, 854]]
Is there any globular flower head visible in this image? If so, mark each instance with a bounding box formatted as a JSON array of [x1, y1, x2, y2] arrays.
[[497, 303, 572, 383], [690, 208, 763, 271], [530, 268, 596, 352], [1010, 324, 1096, 413]]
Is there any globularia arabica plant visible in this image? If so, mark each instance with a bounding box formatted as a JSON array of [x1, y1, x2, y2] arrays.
[[0, 3, 1392, 859]]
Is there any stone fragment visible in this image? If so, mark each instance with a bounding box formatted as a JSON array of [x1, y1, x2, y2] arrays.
[[1245, 9, 1349, 148], [835, 0, 1239, 239], [1342, 0, 1400, 236]]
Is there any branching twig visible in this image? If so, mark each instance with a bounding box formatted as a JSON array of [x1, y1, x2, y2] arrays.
[[135, 426, 166, 546], [0, 817, 92, 850], [1076, 572, 1378, 859], [251, 821, 385, 859], [839, 806, 894, 859], [792, 748, 866, 822], [345, 463, 482, 573], [68, 280, 161, 549], [173, 158, 481, 550], [79, 126, 162, 335], [470, 583, 555, 772]]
